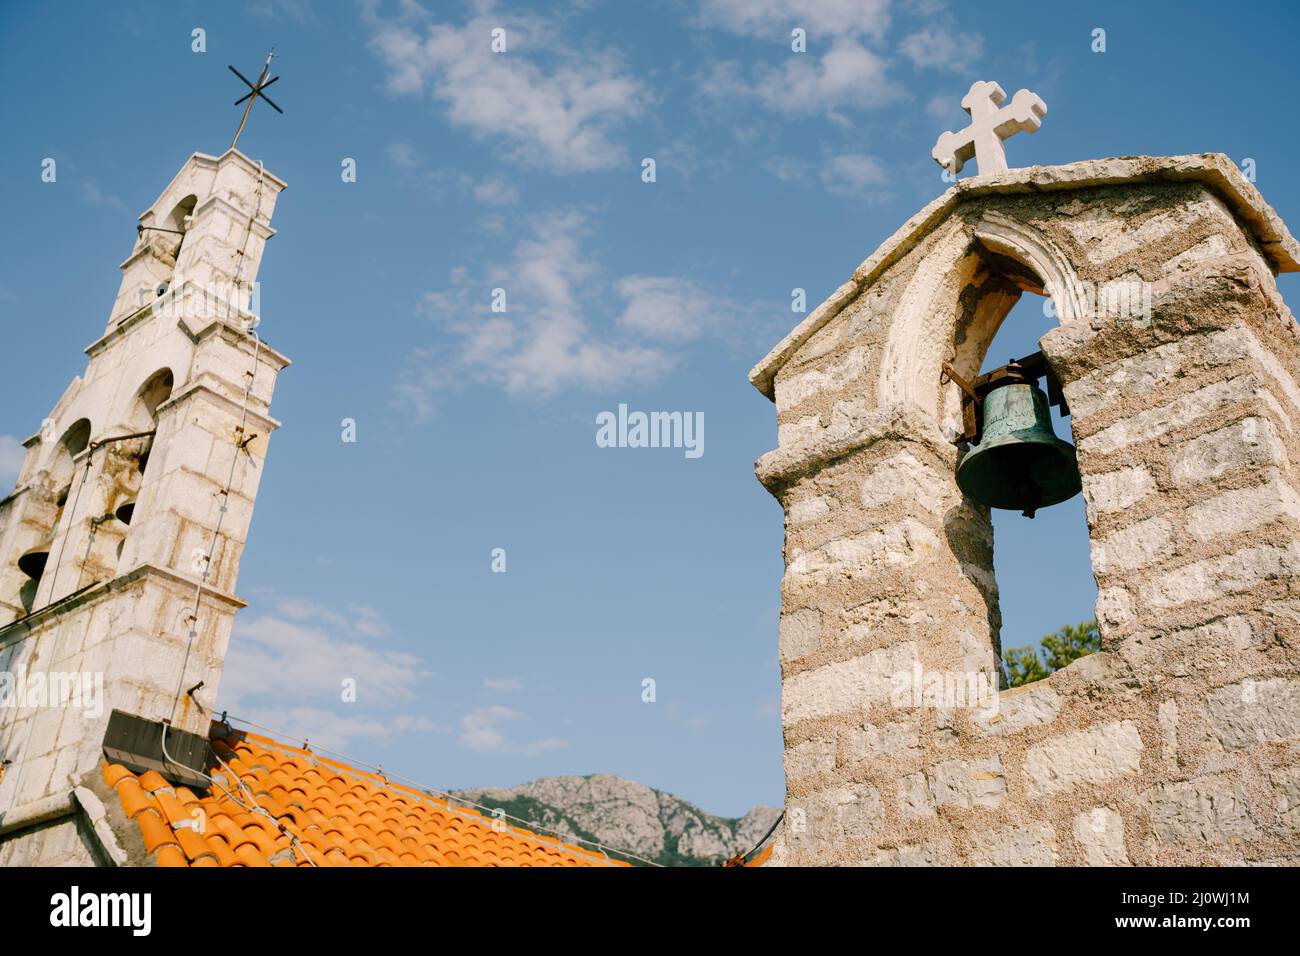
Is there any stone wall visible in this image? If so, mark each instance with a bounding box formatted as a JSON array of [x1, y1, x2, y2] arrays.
[[752, 155, 1300, 865]]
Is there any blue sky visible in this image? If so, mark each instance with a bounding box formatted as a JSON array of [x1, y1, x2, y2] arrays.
[[2, 0, 1298, 817]]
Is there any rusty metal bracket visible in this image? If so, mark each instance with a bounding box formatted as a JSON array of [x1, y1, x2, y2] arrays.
[[941, 362, 982, 444]]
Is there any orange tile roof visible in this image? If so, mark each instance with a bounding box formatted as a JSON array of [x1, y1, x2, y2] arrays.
[[103, 725, 625, 867]]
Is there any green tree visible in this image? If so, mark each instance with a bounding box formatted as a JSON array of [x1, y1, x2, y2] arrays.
[[1003, 619, 1100, 688]]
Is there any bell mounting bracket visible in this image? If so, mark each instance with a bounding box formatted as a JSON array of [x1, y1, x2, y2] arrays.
[[940, 350, 1069, 445]]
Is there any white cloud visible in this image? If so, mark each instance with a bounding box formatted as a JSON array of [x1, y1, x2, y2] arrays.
[[819, 152, 891, 199], [387, 141, 420, 169], [615, 276, 734, 343], [900, 26, 984, 72], [0, 435, 24, 485], [231, 706, 445, 752], [483, 677, 523, 691], [699, 0, 891, 40], [393, 210, 680, 417], [697, 0, 897, 119], [767, 152, 892, 202], [224, 601, 425, 707], [82, 178, 127, 212], [365, 2, 645, 172], [458, 704, 566, 755], [468, 177, 520, 206], [926, 92, 954, 121], [754, 37, 896, 117], [248, 0, 316, 24], [220, 597, 437, 751]]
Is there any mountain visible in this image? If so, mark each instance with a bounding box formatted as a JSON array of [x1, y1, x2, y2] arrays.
[[453, 774, 780, 867]]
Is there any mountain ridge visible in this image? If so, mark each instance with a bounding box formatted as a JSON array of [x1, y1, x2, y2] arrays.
[[454, 773, 780, 867]]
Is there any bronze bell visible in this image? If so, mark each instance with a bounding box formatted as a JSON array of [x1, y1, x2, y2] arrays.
[[956, 379, 1082, 518], [17, 530, 54, 579]]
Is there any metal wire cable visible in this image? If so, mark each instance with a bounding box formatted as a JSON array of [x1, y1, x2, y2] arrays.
[[160, 721, 318, 867], [169, 160, 266, 727]]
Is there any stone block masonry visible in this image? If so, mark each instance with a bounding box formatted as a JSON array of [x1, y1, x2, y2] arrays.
[[752, 155, 1300, 866]]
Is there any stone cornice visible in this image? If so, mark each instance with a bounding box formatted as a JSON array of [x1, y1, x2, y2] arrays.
[[755, 402, 957, 493], [0, 563, 246, 648], [749, 153, 1300, 400], [159, 380, 284, 433]]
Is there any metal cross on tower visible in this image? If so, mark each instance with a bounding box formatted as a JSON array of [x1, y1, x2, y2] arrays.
[[228, 49, 284, 150]]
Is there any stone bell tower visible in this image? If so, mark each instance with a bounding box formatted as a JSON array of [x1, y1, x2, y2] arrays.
[[0, 149, 290, 864], [753, 151, 1300, 866]]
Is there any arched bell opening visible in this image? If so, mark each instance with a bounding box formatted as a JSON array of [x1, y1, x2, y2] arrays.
[[14, 417, 92, 613], [142, 195, 197, 265], [950, 247, 1098, 684], [107, 369, 173, 569]]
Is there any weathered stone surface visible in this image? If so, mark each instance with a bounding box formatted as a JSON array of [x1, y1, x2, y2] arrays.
[[1146, 776, 1258, 845], [973, 683, 1062, 736], [845, 717, 920, 757], [1204, 678, 1300, 751], [1091, 515, 1174, 574], [1096, 586, 1135, 628], [898, 772, 933, 818], [870, 838, 956, 866], [927, 756, 1006, 809], [1067, 330, 1250, 420], [1271, 766, 1300, 833], [1120, 616, 1257, 674], [1084, 466, 1156, 514], [779, 608, 822, 664], [1139, 543, 1300, 609], [1082, 377, 1261, 457], [1171, 418, 1285, 486], [1024, 721, 1143, 796], [786, 736, 836, 780], [1185, 476, 1300, 540], [788, 495, 830, 525], [786, 519, 941, 582], [1158, 699, 1179, 768], [860, 451, 951, 515], [966, 823, 1058, 866], [776, 347, 869, 411], [782, 643, 919, 725], [1073, 807, 1130, 865], [792, 783, 883, 844]]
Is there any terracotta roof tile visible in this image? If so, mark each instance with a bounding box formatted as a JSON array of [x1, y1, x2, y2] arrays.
[[155, 844, 188, 867], [115, 777, 153, 820], [103, 724, 626, 868]]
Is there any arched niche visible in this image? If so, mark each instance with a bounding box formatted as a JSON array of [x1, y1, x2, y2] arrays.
[[877, 212, 1085, 443]]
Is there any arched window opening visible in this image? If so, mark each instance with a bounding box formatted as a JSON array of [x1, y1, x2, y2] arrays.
[[135, 196, 196, 306], [972, 291, 1098, 685], [157, 195, 196, 263], [17, 418, 91, 612], [113, 369, 173, 526]]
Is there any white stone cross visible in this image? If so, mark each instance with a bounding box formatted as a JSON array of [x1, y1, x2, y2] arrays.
[[932, 80, 1047, 177]]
